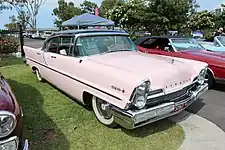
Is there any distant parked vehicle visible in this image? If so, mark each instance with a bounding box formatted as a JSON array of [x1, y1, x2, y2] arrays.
[[196, 39, 225, 52], [31, 31, 41, 39], [41, 31, 53, 40], [135, 36, 225, 88]]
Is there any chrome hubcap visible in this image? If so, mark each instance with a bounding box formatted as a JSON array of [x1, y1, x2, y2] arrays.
[[96, 99, 112, 119]]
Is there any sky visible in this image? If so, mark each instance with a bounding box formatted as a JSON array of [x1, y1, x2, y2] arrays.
[[0, 0, 224, 29]]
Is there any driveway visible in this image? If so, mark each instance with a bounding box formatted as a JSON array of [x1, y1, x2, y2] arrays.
[[187, 84, 225, 131]]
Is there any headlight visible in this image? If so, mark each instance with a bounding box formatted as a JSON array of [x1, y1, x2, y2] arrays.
[[133, 79, 151, 109], [197, 68, 207, 85], [0, 111, 16, 138]]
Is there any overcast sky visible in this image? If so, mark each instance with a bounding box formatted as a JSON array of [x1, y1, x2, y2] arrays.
[[0, 0, 224, 29]]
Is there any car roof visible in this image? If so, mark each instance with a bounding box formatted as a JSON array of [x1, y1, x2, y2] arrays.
[[134, 36, 192, 45], [54, 29, 127, 35]]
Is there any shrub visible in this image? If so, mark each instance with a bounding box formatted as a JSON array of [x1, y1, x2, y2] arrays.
[[0, 36, 19, 56]]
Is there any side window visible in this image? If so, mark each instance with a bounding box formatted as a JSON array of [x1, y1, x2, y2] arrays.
[[58, 36, 75, 56], [46, 37, 59, 53]]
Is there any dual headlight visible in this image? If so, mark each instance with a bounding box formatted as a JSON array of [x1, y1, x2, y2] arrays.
[[197, 67, 207, 85], [132, 79, 151, 109], [0, 111, 16, 138]]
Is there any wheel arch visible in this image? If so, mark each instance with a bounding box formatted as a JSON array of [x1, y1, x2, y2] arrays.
[[207, 68, 215, 79]]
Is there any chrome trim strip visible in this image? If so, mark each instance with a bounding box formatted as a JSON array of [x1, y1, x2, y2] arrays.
[[112, 83, 208, 129], [23, 139, 29, 150], [0, 111, 17, 138]]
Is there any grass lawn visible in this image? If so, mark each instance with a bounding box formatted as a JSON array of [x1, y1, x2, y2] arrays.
[[0, 57, 184, 150]]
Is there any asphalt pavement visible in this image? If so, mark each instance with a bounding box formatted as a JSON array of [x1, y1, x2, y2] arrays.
[[24, 38, 225, 132]]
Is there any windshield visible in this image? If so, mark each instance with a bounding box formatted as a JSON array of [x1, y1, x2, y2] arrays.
[[217, 36, 225, 46], [76, 35, 137, 56], [171, 38, 205, 51]]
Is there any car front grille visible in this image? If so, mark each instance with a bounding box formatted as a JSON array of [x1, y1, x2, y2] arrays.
[[146, 83, 196, 107]]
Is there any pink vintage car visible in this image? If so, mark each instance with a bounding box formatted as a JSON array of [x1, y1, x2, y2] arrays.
[[24, 29, 208, 129]]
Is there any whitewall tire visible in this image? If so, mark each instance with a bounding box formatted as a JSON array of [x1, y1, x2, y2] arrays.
[[36, 69, 43, 82], [92, 96, 117, 128]]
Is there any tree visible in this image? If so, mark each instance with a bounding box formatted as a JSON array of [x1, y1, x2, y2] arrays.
[[52, 0, 81, 29], [7, 0, 46, 30], [4, 15, 18, 30], [0, 1, 11, 13], [80, 0, 98, 14], [186, 10, 215, 31], [100, 0, 123, 17], [106, 0, 195, 34]]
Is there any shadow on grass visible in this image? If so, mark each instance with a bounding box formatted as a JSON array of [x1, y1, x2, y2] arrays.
[[0, 56, 23, 67], [122, 119, 177, 138], [7, 79, 70, 150]]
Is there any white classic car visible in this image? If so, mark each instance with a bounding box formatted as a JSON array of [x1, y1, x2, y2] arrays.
[[24, 29, 208, 129]]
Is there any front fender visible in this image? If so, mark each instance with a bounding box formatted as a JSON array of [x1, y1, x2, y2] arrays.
[[82, 89, 130, 110]]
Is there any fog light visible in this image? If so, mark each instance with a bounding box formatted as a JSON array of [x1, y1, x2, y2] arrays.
[[0, 136, 18, 150]]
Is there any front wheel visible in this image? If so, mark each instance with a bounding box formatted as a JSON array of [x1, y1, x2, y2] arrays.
[[35, 69, 44, 82], [92, 96, 117, 128], [205, 70, 214, 89]]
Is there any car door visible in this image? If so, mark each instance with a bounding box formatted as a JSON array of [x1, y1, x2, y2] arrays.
[[43, 35, 83, 99]]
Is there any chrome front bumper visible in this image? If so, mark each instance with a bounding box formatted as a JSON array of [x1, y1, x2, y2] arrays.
[[0, 136, 28, 150], [112, 83, 208, 129]]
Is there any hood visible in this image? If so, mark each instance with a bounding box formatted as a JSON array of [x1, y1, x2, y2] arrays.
[[0, 91, 14, 113], [87, 51, 199, 92], [182, 49, 225, 61], [0, 77, 15, 113]]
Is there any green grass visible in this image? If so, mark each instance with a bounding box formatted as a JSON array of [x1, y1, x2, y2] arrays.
[[0, 57, 184, 150]]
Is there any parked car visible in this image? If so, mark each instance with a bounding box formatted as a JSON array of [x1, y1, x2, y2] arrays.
[[31, 31, 41, 39], [0, 72, 28, 149], [41, 31, 53, 40], [24, 29, 208, 129], [196, 39, 225, 51], [134, 36, 225, 88]]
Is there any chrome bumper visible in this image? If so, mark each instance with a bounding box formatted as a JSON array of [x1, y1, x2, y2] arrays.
[[112, 83, 208, 129], [0, 136, 28, 150]]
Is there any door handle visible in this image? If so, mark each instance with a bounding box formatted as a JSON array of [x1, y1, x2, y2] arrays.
[[37, 52, 41, 55], [51, 56, 56, 58]]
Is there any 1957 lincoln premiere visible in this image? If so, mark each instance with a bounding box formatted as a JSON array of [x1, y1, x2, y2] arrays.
[[0, 72, 28, 149], [24, 29, 208, 129]]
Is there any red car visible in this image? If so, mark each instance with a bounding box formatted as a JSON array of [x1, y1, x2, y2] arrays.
[[134, 36, 225, 88], [0, 72, 28, 149]]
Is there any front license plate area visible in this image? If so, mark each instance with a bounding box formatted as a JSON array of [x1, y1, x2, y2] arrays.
[[173, 102, 187, 112]]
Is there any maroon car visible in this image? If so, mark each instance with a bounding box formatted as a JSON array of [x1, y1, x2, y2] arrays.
[[0, 72, 28, 149], [134, 36, 225, 88]]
